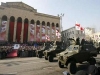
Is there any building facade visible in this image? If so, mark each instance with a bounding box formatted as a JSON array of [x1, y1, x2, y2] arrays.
[[62, 26, 85, 42], [84, 27, 95, 40], [0, 2, 61, 43], [90, 32, 100, 42]]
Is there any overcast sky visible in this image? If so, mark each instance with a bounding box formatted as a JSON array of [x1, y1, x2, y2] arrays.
[[0, 0, 100, 32]]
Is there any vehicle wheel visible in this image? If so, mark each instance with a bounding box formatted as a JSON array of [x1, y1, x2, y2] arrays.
[[45, 56, 48, 60], [88, 58, 96, 65], [48, 55, 53, 62], [68, 61, 77, 74], [58, 60, 64, 68], [38, 53, 42, 58]]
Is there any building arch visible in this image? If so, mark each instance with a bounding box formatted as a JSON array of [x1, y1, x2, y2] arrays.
[[16, 17, 22, 43], [56, 23, 59, 27], [8, 16, 15, 42], [23, 18, 29, 43], [2, 15, 7, 21], [47, 22, 50, 26], [42, 21, 45, 25], [52, 23, 55, 27], [36, 20, 40, 25], [30, 19, 35, 24]]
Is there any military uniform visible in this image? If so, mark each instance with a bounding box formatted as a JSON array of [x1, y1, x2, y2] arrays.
[[0, 46, 3, 59]]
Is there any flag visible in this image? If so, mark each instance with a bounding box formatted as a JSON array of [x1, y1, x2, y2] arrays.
[[75, 23, 81, 30], [45, 35, 50, 41], [75, 23, 84, 33], [56, 30, 61, 38]]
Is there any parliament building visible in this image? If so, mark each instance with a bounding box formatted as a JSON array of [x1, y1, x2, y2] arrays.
[[0, 2, 61, 43]]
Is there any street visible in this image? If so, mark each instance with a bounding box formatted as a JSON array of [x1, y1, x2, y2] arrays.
[[0, 54, 100, 75]]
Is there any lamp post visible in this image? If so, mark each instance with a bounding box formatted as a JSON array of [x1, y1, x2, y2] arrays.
[[58, 13, 64, 41], [58, 13, 64, 32]]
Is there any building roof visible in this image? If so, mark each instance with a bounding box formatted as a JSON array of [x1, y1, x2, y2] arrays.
[[0, 2, 60, 19], [1, 2, 37, 12]]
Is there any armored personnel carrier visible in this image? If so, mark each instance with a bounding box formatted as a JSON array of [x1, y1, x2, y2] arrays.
[[36, 42, 53, 58], [43, 41, 66, 62], [57, 39, 97, 74]]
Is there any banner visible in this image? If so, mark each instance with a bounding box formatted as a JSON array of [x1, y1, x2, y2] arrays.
[[0, 21, 7, 41], [47, 26, 50, 41], [29, 24, 35, 41], [56, 27, 61, 39], [42, 25, 46, 42], [36, 25, 40, 42], [52, 26, 55, 41]]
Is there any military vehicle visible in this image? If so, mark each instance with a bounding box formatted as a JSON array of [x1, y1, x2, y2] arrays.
[[94, 41, 100, 54], [36, 42, 53, 58], [57, 39, 97, 74], [43, 41, 65, 62]]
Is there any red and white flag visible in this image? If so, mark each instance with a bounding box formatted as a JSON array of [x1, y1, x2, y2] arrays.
[[56, 30, 61, 38], [75, 22, 84, 33], [75, 23, 81, 30], [45, 35, 50, 41]]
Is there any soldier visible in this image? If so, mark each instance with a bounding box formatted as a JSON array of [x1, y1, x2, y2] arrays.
[[25, 46, 28, 57], [76, 37, 80, 45], [0, 46, 3, 59]]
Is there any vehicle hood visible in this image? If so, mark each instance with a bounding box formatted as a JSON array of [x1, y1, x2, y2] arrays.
[[57, 50, 78, 57]]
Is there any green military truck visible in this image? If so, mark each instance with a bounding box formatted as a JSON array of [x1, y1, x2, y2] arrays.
[[57, 40, 97, 74], [43, 41, 66, 62]]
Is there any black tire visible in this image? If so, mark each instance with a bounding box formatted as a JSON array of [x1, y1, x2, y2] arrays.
[[38, 53, 42, 58], [58, 60, 64, 68], [48, 55, 53, 62], [88, 58, 96, 65], [45, 56, 48, 60], [68, 61, 77, 74]]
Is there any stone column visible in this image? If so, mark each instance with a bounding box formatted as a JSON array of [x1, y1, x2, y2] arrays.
[[6, 18, 10, 41], [13, 19, 17, 42], [21, 20, 24, 43]]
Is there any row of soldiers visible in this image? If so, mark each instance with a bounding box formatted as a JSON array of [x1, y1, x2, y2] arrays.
[[0, 45, 44, 59], [18, 46, 40, 57], [0, 46, 13, 59]]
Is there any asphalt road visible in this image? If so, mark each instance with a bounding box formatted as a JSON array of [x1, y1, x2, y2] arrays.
[[0, 54, 100, 75]]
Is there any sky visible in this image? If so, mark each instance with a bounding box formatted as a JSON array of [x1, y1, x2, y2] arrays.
[[0, 0, 100, 32]]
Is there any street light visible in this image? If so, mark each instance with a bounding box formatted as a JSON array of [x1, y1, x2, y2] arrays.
[[58, 13, 64, 32], [58, 13, 64, 42]]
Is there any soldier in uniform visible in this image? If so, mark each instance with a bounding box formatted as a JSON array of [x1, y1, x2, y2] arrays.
[[25, 46, 28, 57], [0, 46, 2, 59]]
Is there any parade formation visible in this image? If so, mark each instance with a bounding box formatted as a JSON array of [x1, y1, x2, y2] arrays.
[[0, 1, 100, 75]]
